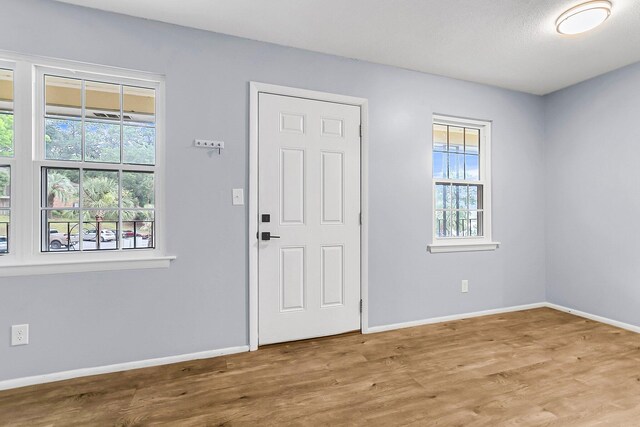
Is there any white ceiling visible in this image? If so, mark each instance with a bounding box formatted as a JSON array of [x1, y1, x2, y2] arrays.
[[54, 0, 640, 95]]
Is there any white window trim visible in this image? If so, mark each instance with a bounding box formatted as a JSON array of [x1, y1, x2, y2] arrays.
[[0, 50, 175, 276], [428, 114, 499, 254]]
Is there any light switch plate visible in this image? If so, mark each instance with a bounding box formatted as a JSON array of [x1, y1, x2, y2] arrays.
[[232, 188, 244, 206], [461, 280, 469, 293]]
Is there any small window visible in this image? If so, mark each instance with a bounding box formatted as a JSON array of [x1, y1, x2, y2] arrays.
[[429, 115, 496, 252], [41, 73, 157, 252]]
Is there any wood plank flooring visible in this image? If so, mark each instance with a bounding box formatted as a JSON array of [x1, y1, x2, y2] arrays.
[[2, 308, 640, 426]]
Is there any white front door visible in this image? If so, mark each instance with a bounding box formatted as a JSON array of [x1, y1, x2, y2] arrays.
[[258, 93, 361, 345]]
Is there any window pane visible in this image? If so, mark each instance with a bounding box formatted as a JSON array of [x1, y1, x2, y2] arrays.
[[465, 128, 479, 154], [435, 183, 451, 209], [82, 170, 119, 209], [465, 154, 479, 180], [469, 210, 479, 236], [82, 212, 118, 251], [0, 167, 10, 253], [448, 153, 464, 179], [453, 185, 468, 209], [473, 211, 484, 236], [469, 185, 483, 210], [123, 125, 155, 165], [85, 81, 120, 120], [84, 121, 121, 163], [0, 165, 9, 204], [456, 211, 468, 237], [123, 86, 155, 125], [435, 211, 445, 237], [0, 69, 13, 110], [45, 118, 82, 160], [45, 168, 79, 208], [433, 124, 447, 151], [0, 69, 14, 157], [0, 210, 8, 254], [0, 113, 13, 158], [122, 210, 154, 249], [446, 211, 456, 237], [44, 210, 80, 251], [449, 126, 464, 153], [123, 172, 154, 209], [45, 76, 81, 117], [432, 151, 447, 179]]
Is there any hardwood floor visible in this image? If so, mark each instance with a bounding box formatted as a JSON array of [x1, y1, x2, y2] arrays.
[[2, 308, 640, 426]]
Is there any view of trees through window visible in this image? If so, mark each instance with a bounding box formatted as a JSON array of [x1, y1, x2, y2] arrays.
[[433, 122, 484, 238], [44, 75, 156, 165], [0, 114, 13, 158], [44, 168, 155, 251], [41, 74, 157, 252]]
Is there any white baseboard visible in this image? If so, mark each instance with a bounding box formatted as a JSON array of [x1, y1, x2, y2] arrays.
[[3, 303, 639, 392], [545, 303, 640, 334], [0, 345, 249, 392], [364, 302, 547, 334]]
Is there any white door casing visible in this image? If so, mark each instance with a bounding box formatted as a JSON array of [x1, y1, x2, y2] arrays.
[[257, 93, 361, 345]]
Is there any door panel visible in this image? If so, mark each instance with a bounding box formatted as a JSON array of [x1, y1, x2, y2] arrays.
[[280, 246, 305, 311], [280, 148, 305, 225], [258, 93, 361, 345], [321, 151, 344, 224]]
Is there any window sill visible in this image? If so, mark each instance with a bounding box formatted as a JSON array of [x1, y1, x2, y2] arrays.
[[427, 241, 500, 254], [0, 255, 176, 277]]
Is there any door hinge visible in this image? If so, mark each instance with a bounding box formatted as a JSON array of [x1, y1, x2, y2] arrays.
[[360, 299, 363, 313], [359, 125, 363, 138], [359, 212, 362, 225]]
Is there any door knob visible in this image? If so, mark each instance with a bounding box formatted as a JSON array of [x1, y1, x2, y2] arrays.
[[261, 232, 280, 241]]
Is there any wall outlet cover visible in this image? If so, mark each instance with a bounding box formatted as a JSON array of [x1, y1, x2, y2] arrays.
[[11, 324, 29, 346]]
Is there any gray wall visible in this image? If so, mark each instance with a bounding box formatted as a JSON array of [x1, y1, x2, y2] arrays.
[[0, 0, 546, 382], [545, 61, 640, 326]]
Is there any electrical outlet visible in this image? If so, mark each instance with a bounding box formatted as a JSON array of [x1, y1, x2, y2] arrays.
[[11, 324, 29, 346], [461, 280, 469, 293]]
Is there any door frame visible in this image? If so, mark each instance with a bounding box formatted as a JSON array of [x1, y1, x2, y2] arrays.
[[248, 82, 369, 350]]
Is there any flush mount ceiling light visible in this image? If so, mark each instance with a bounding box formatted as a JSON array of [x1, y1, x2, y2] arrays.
[[556, 1, 612, 35]]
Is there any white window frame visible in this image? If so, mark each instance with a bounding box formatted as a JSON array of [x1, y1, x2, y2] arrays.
[[0, 59, 16, 260], [428, 114, 499, 253], [0, 51, 174, 276]]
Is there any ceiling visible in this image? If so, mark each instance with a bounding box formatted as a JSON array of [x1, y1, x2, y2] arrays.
[[54, 0, 640, 95]]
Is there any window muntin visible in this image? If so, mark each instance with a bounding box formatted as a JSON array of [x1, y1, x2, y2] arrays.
[[41, 73, 157, 253], [432, 118, 489, 241]]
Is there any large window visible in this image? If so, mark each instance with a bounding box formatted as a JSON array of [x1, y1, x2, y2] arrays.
[[0, 67, 13, 254], [41, 74, 157, 252], [429, 115, 497, 253], [0, 53, 167, 274]]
